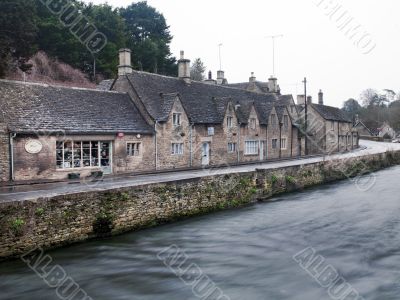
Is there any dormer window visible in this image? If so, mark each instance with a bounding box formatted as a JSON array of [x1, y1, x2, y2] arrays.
[[283, 115, 289, 129], [249, 118, 256, 130], [173, 113, 181, 126], [227, 116, 233, 128], [271, 114, 277, 129]]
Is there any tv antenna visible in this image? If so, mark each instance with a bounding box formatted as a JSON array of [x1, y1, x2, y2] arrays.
[[218, 43, 223, 70], [266, 35, 283, 76]]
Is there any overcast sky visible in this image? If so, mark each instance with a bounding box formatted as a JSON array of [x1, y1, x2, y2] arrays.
[[83, 0, 399, 107]]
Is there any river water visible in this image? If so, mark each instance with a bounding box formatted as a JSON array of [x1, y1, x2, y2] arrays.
[[1, 166, 400, 300]]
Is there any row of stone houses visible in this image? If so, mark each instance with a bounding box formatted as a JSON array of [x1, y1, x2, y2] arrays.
[[0, 49, 358, 182]]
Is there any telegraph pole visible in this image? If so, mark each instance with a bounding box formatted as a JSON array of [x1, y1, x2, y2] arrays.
[[266, 35, 283, 76], [303, 77, 308, 156]]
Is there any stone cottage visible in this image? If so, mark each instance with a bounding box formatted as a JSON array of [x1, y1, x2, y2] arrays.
[[0, 49, 357, 182]]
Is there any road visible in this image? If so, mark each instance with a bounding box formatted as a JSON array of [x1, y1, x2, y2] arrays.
[[0, 140, 399, 203]]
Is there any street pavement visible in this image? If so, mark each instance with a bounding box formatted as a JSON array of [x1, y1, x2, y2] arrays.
[[0, 140, 399, 203]]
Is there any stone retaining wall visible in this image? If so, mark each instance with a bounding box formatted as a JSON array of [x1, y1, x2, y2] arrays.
[[1, 151, 400, 260]]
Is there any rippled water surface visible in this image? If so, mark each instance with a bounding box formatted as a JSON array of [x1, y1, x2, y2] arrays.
[[1, 166, 400, 300]]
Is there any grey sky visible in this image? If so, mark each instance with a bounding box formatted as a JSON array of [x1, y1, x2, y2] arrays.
[[84, 0, 399, 107]]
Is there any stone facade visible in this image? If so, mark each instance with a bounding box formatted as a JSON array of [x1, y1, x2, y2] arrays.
[[0, 127, 9, 182], [1, 151, 399, 260], [306, 105, 358, 155], [13, 134, 154, 181]]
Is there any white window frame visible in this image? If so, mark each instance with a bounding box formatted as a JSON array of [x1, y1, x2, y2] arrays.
[[280, 138, 287, 150], [245, 141, 259, 155], [56, 141, 110, 170], [173, 113, 181, 126], [171, 143, 184, 155], [227, 116, 233, 128], [127, 142, 141, 157], [227, 142, 237, 153]]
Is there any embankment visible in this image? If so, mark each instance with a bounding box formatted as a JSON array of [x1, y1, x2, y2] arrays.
[[1, 151, 400, 260]]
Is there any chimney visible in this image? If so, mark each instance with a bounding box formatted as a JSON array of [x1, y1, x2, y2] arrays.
[[318, 89, 324, 105], [249, 72, 256, 83], [217, 70, 226, 85], [118, 48, 133, 76], [204, 70, 217, 85], [307, 96, 313, 104], [268, 76, 279, 93], [297, 95, 305, 105], [178, 50, 191, 83]]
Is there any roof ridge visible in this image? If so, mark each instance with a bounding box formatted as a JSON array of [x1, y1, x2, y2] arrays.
[[129, 70, 280, 98]]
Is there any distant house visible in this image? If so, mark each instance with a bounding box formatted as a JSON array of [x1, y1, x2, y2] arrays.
[[378, 122, 396, 139]]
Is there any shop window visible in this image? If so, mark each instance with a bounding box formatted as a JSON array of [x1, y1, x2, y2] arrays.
[[56, 141, 108, 169]]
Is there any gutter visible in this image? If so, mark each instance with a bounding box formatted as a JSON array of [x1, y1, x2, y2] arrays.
[[9, 132, 16, 181], [237, 123, 241, 163]]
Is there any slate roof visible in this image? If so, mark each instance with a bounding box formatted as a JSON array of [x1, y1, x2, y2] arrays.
[[226, 81, 270, 93], [125, 71, 280, 125], [97, 79, 115, 91], [0, 80, 153, 134], [311, 104, 352, 123]]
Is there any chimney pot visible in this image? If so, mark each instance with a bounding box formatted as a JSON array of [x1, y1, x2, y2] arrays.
[[118, 48, 133, 76], [307, 96, 313, 104], [178, 50, 191, 82], [268, 76, 279, 93], [318, 89, 324, 105], [217, 70, 226, 85], [249, 72, 256, 83]]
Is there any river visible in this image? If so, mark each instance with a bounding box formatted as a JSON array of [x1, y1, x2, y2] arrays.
[[1, 166, 400, 300]]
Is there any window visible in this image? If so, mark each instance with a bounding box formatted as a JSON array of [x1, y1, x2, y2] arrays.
[[249, 118, 257, 130], [56, 141, 109, 169], [280, 138, 287, 149], [208, 127, 215, 136], [283, 115, 289, 129], [245, 141, 258, 155], [227, 116, 233, 128], [173, 113, 181, 126], [127, 143, 141, 156], [171, 143, 184, 155], [228, 142, 237, 153], [272, 139, 278, 149], [271, 114, 277, 129]]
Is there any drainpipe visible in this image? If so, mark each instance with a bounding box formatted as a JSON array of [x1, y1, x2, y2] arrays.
[[9, 132, 16, 181], [189, 123, 194, 167], [337, 122, 340, 153], [266, 124, 269, 160], [237, 123, 241, 163], [279, 124, 282, 159], [290, 125, 293, 158], [154, 121, 158, 170]]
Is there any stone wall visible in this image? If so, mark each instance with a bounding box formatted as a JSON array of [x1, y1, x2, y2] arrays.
[[1, 151, 400, 260]]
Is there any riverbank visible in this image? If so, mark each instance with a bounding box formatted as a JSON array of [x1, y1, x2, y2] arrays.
[[1, 148, 400, 261]]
